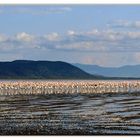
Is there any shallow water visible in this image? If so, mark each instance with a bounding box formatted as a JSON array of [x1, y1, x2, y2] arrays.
[[0, 92, 140, 135]]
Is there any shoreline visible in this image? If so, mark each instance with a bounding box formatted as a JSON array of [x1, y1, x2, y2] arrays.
[[0, 80, 140, 95]]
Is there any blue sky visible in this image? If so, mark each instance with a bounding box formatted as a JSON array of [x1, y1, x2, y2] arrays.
[[1, 5, 140, 67]]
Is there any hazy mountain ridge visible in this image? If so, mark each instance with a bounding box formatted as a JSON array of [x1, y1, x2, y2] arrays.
[[0, 60, 102, 79], [73, 63, 140, 78]]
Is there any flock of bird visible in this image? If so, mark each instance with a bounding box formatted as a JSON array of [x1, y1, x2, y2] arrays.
[[0, 80, 140, 95]]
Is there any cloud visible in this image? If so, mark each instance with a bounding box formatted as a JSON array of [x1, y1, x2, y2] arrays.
[[67, 30, 76, 36], [0, 6, 72, 15], [0, 53, 23, 61], [1, 30, 140, 67], [108, 20, 140, 28], [47, 29, 140, 52], [1, 29, 140, 53], [54, 41, 106, 52], [44, 32, 60, 41], [0, 34, 7, 42], [16, 32, 34, 42]]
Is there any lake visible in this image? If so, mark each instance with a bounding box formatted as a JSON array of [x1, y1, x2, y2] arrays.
[[0, 86, 140, 135]]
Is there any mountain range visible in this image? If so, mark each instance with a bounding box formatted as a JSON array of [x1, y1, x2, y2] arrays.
[[0, 60, 102, 79], [0, 60, 139, 79], [74, 63, 140, 78]]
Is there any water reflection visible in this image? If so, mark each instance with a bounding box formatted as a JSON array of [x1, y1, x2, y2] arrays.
[[0, 93, 140, 135]]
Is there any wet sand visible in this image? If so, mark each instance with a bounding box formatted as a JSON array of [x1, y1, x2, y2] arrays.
[[0, 92, 140, 135]]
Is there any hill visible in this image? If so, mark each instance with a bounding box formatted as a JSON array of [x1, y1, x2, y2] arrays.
[[74, 63, 140, 78], [0, 60, 102, 79]]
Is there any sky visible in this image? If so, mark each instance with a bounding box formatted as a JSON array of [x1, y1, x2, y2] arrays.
[[1, 5, 140, 67]]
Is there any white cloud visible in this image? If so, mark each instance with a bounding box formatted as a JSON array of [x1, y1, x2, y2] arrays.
[[16, 32, 34, 42], [0, 6, 72, 15], [0, 34, 7, 42], [55, 41, 106, 52], [67, 30, 76, 36], [1, 29, 140, 53], [109, 20, 140, 28], [44, 32, 60, 41], [79, 52, 138, 67], [0, 53, 23, 61], [131, 52, 140, 64], [127, 31, 140, 39], [1, 29, 140, 67]]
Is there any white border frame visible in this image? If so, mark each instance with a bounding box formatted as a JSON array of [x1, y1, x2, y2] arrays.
[[0, 0, 140, 4], [1, 0, 140, 139]]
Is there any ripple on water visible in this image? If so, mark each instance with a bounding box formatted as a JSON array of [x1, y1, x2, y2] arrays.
[[0, 92, 140, 135]]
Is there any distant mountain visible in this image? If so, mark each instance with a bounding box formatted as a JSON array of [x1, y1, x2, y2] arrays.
[[0, 60, 102, 79], [73, 63, 140, 78]]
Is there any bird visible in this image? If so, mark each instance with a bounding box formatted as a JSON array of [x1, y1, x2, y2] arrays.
[[0, 80, 140, 95]]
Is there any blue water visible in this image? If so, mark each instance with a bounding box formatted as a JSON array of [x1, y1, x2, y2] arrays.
[[0, 92, 140, 135]]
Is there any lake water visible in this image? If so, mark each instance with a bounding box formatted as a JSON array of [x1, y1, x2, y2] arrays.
[[0, 91, 140, 135]]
